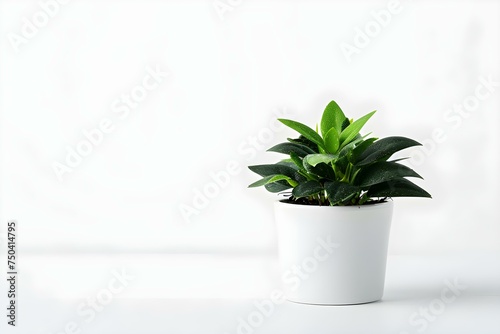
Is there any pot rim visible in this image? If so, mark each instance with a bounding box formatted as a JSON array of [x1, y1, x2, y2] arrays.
[[275, 198, 393, 211]]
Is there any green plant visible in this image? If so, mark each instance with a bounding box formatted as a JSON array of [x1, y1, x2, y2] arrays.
[[248, 100, 431, 206]]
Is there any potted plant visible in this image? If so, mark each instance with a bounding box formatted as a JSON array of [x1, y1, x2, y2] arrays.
[[248, 100, 431, 305]]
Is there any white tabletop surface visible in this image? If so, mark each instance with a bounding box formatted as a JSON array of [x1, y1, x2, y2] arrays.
[[1, 253, 499, 334]]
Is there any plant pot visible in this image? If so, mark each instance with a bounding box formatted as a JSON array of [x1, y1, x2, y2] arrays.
[[274, 200, 394, 305]]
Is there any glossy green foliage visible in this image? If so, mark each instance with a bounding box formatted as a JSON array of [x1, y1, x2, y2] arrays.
[[248, 100, 431, 205]]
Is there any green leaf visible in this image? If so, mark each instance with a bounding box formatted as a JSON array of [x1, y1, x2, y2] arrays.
[[268, 142, 315, 157], [300, 153, 336, 180], [277, 159, 298, 170], [265, 181, 292, 193], [248, 164, 304, 182], [339, 110, 376, 147], [320, 100, 347, 137], [287, 136, 320, 153], [349, 137, 378, 163], [248, 174, 298, 188], [324, 127, 340, 153], [367, 178, 431, 198], [292, 180, 324, 198], [341, 118, 351, 131], [304, 162, 336, 180], [279, 119, 325, 150], [389, 157, 410, 163], [325, 181, 360, 205], [355, 161, 422, 187], [288, 152, 308, 174], [356, 136, 422, 167], [303, 154, 338, 167]]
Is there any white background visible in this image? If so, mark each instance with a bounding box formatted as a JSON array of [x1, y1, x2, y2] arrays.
[[1, 0, 499, 255], [1, 1, 499, 334]]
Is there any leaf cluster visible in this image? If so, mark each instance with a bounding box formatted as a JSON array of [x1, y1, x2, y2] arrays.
[[248, 100, 431, 205]]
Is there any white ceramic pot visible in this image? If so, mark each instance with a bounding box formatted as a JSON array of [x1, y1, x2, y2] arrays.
[[274, 200, 394, 305]]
